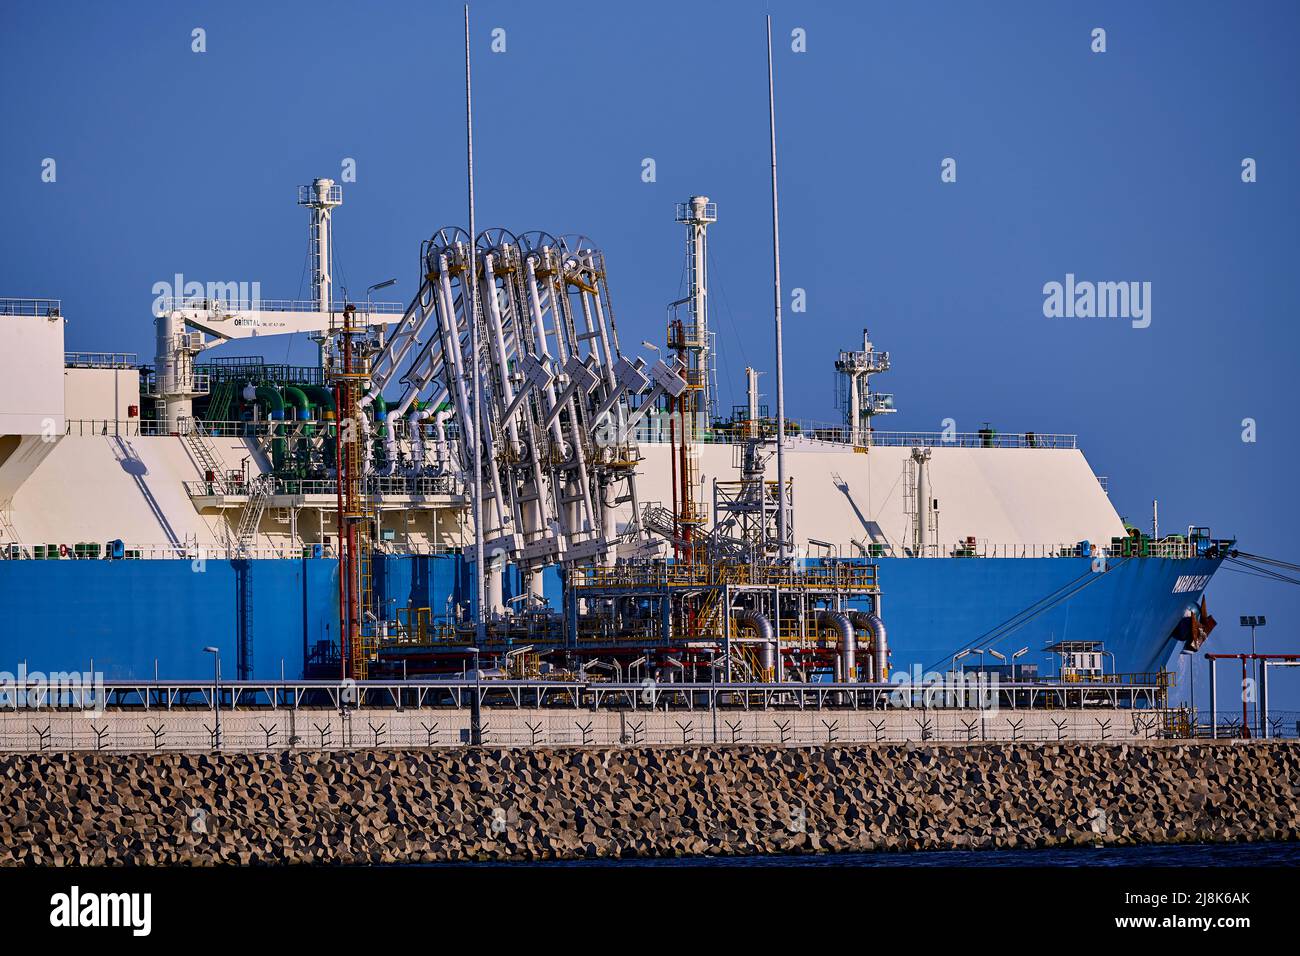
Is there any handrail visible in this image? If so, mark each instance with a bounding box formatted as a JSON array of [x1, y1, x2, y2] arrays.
[[184, 475, 460, 499], [0, 297, 61, 316], [883, 539, 1205, 560], [0, 676, 1173, 717], [155, 297, 405, 315], [63, 418, 457, 439], [629, 419, 1078, 449], [2, 533, 1205, 562], [0, 540, 461, 560], [63, 416, 1076, 453], [64, 351, 139, 368]]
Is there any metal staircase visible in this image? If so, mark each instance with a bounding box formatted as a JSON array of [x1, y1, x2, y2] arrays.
[[729, 643, 762, 683], [0, 508, 22, 554], [183, 419, 227, 494], [641, 503, 677, 541], [235, 476, 272, 553]]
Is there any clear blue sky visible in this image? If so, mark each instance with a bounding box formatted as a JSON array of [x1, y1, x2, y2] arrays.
[[2, 0, 1298, 711]]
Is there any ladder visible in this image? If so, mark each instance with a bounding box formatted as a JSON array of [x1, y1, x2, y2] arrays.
[[183, 419, 228, 495], [236, 558, 254, 680], [235, 476, 272, 553], [355, 534, 376, 679]]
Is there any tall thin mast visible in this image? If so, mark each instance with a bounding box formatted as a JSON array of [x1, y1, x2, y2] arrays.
[[766, 15, 789, 559], [465, 5, 486, 643]]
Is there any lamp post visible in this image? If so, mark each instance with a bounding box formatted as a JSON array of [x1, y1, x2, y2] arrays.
[[365, 278, 397, 340], [983, 649, 1006, 711], [1010, 646, 1029, 683], [951, 649, 973, 708], [203, 646, 221, 750], [468, 646, 481, 746]]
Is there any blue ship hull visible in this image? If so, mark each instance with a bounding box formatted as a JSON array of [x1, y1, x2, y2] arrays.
[[870, 554, 1221, 676], [0, 552, 1220, 680]]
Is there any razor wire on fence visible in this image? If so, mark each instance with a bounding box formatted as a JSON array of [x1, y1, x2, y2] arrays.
[[0, 712, 1180, 749]]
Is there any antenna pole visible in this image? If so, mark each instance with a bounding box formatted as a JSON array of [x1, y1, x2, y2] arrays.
[[767, 15, 789, 560], [465, 5, 486, 646]]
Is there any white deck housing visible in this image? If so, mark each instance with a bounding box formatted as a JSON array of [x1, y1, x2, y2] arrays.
[[1, 429, 1124, 558]]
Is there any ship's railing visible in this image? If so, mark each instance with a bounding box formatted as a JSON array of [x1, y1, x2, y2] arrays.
[[65, 418, 457, 440], [0, 297, 61, 316], [573, 561, 878, 591], [881, 539, 1202, 560], [629, 418, 1078, 450], [64, 351, 139, 368], [64, 418, 150, 436], [155, 297, 405, 315], [73, 415, 1076, 453], [7, 530, 1197, 563], [178, 419, 253, 437], [1060, 670, 1173, 687], [0, 542, 336, 561], [856, 430, 1077, 449], [1, 540, 462, 561], [183, 475, 460, 499]]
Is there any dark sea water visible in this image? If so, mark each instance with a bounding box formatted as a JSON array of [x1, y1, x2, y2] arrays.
[[486, 842, 1300, 867]]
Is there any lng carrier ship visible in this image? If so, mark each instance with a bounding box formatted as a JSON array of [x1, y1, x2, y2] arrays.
[[0, 180, 1228, 684]]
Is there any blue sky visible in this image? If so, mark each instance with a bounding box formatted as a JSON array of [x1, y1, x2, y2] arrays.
[[2, 0, 1298, 712]]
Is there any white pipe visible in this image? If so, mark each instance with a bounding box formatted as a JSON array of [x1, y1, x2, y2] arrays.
[[436, 258, 475, 459], [480, 253, 520, 454], [766, 16, 789, 559], [524, 256, 567, 451], [487, 549, 505, 616], [465, 6, 486, 647], [585, 267, 618, 391], [354, 394, 374, 476], [917, 455, 930, 553], [849, 372, 861, 445], [382, 426, 398, 476], [434, 406, 454, 475], [407, 405, 426, 475]]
